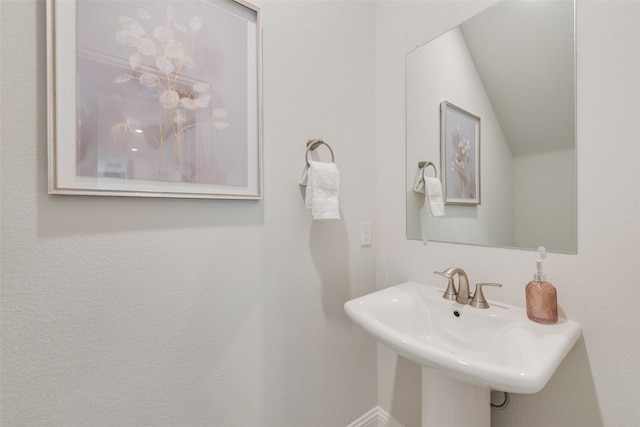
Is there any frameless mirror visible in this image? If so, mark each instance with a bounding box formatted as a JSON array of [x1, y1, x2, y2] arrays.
[[406, 0, 576, 253]]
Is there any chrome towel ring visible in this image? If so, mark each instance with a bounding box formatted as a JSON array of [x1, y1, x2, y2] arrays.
[[306, 139, 335, 167], [418, 161, 437, 179]]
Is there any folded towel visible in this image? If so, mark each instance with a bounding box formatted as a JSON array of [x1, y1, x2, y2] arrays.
[[302, 161, 340, 220], [412, 167, 426, 193], [424, 176, 444, 216], [412, 167, 444, 217]]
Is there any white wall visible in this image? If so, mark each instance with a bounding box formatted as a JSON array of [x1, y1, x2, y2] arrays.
[[513, 148, 577, 252], [376, 1, 640, 427], [406, 27, 514, 247], [3, 1, 640, 427], [0, 1, 378, 425]]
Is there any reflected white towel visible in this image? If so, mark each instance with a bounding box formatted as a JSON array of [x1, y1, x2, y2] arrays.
[[412, 167, 426, 193], [302, 161, 340, 220], [424, 177, 444, 216], [412, 167, 444, 217]]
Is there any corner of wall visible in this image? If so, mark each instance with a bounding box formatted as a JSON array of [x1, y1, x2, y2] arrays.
[[347, 406, 406, 427]]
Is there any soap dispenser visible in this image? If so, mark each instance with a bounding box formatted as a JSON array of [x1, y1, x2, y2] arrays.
[[526, 246, 558, 324]]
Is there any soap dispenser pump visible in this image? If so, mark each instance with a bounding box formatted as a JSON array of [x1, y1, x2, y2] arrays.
[[526, 247, 558, 324]]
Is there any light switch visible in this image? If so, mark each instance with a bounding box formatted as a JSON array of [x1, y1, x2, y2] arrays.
[[361, 222, 373, 246]]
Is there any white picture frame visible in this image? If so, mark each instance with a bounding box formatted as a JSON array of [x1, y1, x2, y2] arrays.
[[47, 0, 262, 199], [440, 101, 481, 205]]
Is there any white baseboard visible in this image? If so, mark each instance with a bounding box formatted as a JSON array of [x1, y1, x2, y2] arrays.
[[347, 406, 405, 427]]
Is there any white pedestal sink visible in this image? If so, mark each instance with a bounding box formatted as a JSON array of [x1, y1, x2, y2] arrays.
[[344, 282, 582, 427]]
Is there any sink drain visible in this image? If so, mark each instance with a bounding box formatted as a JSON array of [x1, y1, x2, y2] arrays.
[[453, 309, 461, 318]]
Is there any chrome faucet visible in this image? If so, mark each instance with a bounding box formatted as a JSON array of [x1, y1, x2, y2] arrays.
[[434, 268, 503, 308], [434, 267, 471, 304]]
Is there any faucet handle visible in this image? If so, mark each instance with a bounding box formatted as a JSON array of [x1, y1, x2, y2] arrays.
[[469, 283, 502, 309], [434, 271, 458, 300]]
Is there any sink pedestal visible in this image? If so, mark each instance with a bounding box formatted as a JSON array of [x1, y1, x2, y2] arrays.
[[421, 367, 490, 427]]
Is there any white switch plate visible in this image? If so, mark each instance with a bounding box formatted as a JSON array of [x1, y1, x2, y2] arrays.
[[361, 222, 373, 246]]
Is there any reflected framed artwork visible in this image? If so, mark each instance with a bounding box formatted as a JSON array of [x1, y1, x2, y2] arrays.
[[46, 0, 262, 199], [440, 101, 480, 205]]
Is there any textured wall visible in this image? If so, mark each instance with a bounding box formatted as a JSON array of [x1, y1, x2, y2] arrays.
[[4, 1, 640, 426], [0, 1, 377, 425], [375, 1, 640, 426]]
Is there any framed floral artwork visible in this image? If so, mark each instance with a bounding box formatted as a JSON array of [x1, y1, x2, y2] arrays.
[[440, 101, 481, 205], [47, 0, 262, 199]]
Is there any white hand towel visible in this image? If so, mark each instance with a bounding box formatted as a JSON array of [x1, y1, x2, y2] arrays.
[[412, 167, 426, 193], [412, 167, 444, 217], [304, 161, 340, 220], [424, 176, 444, 217]]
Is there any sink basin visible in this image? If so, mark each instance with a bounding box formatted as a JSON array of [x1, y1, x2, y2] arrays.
[[344, 281, 582, 394]]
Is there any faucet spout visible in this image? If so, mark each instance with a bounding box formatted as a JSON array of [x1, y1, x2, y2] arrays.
[[440, 267, 471, 304]]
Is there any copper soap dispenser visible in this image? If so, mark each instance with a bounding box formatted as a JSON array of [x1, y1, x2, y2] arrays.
[[526, 246, 558, 324]]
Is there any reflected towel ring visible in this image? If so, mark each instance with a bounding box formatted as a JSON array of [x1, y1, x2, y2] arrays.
[[306, 139, 335, 167], [418, 161, 437, 179]]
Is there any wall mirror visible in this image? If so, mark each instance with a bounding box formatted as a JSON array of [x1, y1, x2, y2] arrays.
[[406, 0, 576, 253]]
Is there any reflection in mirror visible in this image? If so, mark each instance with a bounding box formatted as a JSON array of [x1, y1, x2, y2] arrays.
[[406, 0, 576, 253]]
